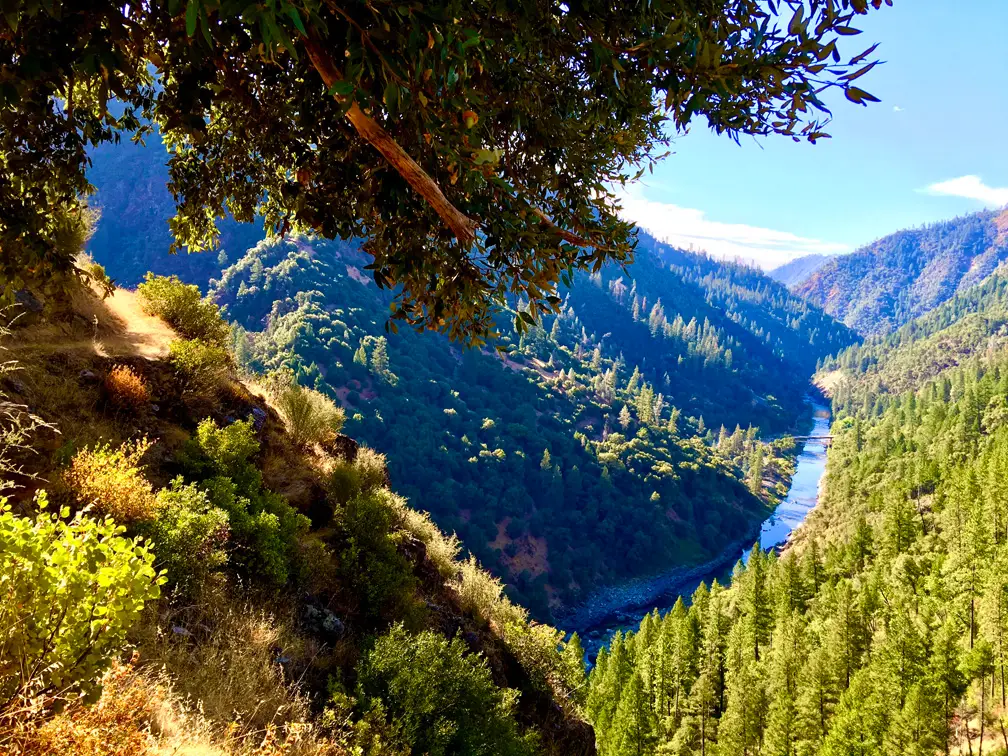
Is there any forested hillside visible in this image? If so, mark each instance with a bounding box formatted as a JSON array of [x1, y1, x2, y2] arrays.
[[796, 208, 1008, 335], [205, 234, 852, 618], [587, 277, 1008, 756], [820, 269, 1008, 400]]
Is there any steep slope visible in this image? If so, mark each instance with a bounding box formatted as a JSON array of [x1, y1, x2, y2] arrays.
[[796, 207, 1008, 335], [210, 234, 852, 619], [768, 253, 830, 287], [2, 280, 594, 754]]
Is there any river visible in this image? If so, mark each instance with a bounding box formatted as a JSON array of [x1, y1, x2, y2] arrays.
[[572, 400, 832, 657]]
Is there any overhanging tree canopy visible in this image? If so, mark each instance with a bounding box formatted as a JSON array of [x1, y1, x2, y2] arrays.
[[1, 0, 887, 342]]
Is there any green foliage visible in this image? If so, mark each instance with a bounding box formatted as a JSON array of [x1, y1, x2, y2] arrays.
[[143, 478, 230, 595], [355, 624, 535, 756], [3, 0, 884, 340], [179, 419, 309, 586], [273, 380, 345, 448], [0, 493, 161, 707], [331, 488, 416, 623], [325, 446, 388, 506], [168, 338, 231, 393], [137, 273, 229, 344]]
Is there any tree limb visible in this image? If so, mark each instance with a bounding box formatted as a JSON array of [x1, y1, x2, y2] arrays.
[[302, 35, 478, 246]]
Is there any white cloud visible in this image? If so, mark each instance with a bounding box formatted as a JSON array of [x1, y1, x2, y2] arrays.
[[927, 175, 1008, 207], [892, 105, 904, 112], [615, 186, 848, 270]]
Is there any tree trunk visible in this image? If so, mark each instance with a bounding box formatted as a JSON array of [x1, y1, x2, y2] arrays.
[[302, 35, 478, 245]]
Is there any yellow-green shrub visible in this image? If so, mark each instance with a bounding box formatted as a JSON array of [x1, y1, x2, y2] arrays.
[[62, 438, 159, 523], [325, 446, 387, 506], [0, 493, 161, 708], [274, 381, 345, 448], [169, 338, 231, 394], [136, 273, 229, 344]]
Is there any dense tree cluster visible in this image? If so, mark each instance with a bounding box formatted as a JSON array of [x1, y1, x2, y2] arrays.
[[589, 274, 1008, 756]]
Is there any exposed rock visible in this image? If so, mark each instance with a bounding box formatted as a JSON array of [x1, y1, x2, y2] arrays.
[[323, 432, 359, 462]]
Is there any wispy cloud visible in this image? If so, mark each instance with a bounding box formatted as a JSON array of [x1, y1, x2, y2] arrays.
[[892, 105, 904, 112], [616, 186, 848, 270], [927, 175, 1008, 207]]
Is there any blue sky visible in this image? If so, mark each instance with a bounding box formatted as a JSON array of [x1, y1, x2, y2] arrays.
[[619, 0, 1008, 269]]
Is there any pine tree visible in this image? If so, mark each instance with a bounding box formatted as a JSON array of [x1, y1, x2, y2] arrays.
[[370, 335, 390, 376], [353, 340, 368, 366], [636, 384, 655, 425], [619, 405, 632, 430], [611, 671, 657, 756], [747, 445, 765, 496]]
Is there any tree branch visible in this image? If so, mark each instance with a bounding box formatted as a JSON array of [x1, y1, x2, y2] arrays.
[[302, 35, 478, 246]]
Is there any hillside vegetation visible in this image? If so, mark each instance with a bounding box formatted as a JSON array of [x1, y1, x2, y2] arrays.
[[0, 279, 592, 755], [587, 271, 1008, 756], [796, 208, 1008, 335], [203, 232, 851, 617]]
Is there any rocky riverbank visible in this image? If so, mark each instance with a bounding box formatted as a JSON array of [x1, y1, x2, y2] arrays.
[[557, 519, 762, 636]]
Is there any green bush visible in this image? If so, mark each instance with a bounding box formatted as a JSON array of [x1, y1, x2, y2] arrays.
[[355, 624, 535, 756], [332, 489, 416, 622], [179, 419, 309, 586], [274, 381, 345, 448], [143, 478, 230, 594], [0, 493, 162, 706], [137, 273, 229, 344], [168, 339, 231, 394]]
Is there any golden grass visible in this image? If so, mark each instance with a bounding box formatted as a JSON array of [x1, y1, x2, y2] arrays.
[[105, 365, 150, 411], [5, 658, 347, 756]]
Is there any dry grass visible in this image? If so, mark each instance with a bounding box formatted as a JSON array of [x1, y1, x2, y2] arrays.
[[105, 365, 150, 411], [393, 499, 461, 579], [130, 585, 322, 741], [61, 438, 159, 522], [6, 659, 346, 756]]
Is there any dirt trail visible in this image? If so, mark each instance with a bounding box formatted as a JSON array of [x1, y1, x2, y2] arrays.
[[8, 285, 176, 360]]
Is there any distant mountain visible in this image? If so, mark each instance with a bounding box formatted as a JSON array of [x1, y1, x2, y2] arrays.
[[796, 208, 1008, 335], [768, 254, 830, 287]]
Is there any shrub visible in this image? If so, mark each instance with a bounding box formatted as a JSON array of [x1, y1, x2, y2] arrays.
[[0, 493, 161, 707], [62, 438, 159, 523], [332, 489, 416, 622], [136, 273, 229, 344], [104, 364, 149, 410], [143, 478, 231, 594], [180, 419, 309, 587], [326, 445, 387, 506], [355, 624, 535, 756], [168, 338, 231, 394], [274, 381, 345, 448]]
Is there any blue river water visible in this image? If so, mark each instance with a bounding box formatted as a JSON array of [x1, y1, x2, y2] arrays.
[[578, 402, 832, 655]]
